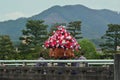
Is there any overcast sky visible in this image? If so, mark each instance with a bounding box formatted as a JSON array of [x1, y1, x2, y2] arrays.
[[0, 0, 120, 21]]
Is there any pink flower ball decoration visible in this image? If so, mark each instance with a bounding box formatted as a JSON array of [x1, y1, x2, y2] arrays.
[[44, 25, 80, 51]]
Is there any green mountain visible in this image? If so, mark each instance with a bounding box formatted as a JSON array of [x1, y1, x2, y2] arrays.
[[0, 4, 120, 41]]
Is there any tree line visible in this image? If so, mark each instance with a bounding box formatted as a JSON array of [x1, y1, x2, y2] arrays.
[[0, 20, 120, 60]]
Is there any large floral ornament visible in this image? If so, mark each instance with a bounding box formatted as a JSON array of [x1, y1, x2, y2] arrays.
[[44, 26, 80, 58], [44, 26, 80, 50]]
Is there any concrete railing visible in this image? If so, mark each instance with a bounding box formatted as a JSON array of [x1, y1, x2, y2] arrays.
[[0, 65, 114, 80]]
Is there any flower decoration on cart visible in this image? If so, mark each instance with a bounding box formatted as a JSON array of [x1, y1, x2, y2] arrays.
[[44, 25, 80, 58]]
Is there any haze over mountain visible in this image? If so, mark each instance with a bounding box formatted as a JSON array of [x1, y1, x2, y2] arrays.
[[0, 4, 120, 41]]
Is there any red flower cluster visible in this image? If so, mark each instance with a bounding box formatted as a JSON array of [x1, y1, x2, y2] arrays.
[[44, 26, 80, 51]]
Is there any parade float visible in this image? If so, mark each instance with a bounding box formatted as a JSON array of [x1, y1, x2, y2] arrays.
[[44, 26, 80, 59]]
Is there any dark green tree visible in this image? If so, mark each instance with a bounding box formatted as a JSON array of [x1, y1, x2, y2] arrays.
[[100, 24, 120, 53], [0, 35, 15, 59], [67, 21, 82, 40], [20, 20, 48, 46], [19, 20, 48, 59]]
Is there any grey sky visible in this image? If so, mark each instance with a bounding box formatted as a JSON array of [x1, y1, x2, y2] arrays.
[[0, 0, 120, 21]]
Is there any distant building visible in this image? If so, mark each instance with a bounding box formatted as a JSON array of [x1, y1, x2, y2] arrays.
[[96, 48, 102, 53], [117, 46, 120, 51]]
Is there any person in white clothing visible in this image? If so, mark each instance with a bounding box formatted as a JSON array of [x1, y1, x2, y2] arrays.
[[75, 51, 87, 67], [79, 53, 86, 60], [36, 53, 47, 66]]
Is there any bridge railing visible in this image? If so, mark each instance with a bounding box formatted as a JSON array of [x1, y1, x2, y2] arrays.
[[0, 59, 114, 66]]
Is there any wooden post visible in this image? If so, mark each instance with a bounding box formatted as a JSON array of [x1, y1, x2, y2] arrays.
[[114, 54, 120, 80]]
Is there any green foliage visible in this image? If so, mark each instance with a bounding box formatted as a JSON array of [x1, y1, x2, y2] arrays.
[[78, 39, 98, 59], [67, 21, 83, 40], [0, 35, 15, 60], [20, 20, 48, 46], [100, 24, 120, 53], [18, 20, 49, 59]]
